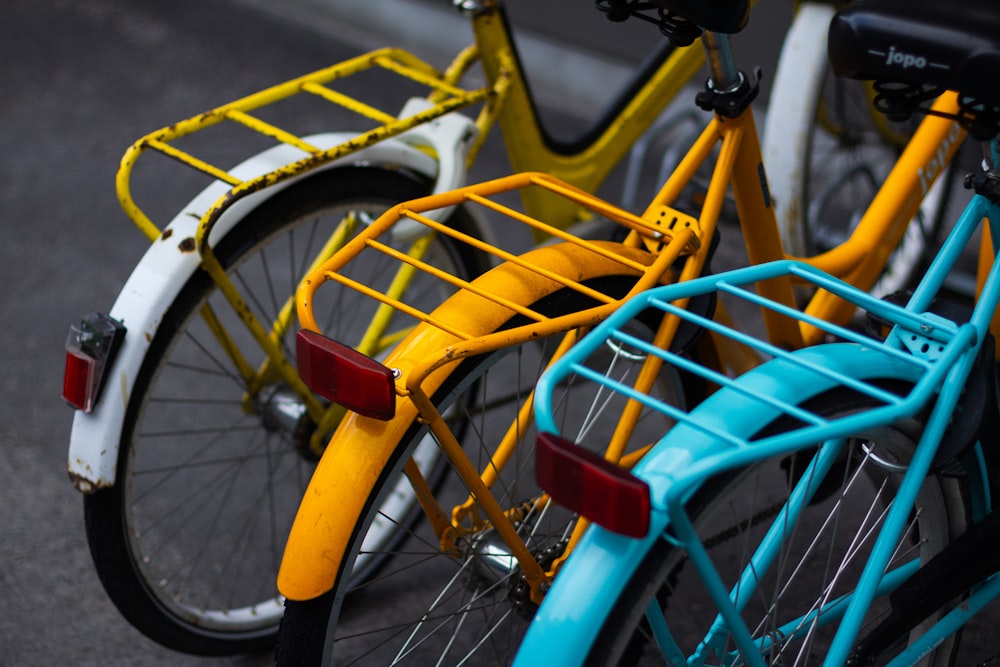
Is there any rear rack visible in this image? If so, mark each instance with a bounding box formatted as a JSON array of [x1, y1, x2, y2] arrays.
[[118, 47, 495, 249], [535, 259, 975, 463], [297, 171, 704, 383]]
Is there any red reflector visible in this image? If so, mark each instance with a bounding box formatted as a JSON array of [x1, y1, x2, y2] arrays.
[[63, 312, 125, 412], [536, 432, 651, 538], [63, 350, 96, 412], [296, 330, 396, 421]]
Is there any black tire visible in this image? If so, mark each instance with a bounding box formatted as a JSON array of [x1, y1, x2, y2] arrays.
[[276, 273, 708, 666], [583, 387, 977, 666], [83, 166, 489, 655]]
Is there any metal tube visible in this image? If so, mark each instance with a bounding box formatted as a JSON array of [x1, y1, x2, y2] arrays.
[[701, 31, 742, 93]]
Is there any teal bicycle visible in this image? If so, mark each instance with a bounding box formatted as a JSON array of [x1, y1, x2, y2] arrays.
[[515, 0, 1000, 664]]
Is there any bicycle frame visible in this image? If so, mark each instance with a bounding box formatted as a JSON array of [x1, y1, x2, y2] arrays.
[[281, 21, 969, 605], [66, 0, 705, 490], [468, 4, 704, 225]]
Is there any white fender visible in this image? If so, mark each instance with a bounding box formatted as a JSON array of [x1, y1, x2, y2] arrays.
[[68, 107, 485, 492], [761, 2, 836, 258]]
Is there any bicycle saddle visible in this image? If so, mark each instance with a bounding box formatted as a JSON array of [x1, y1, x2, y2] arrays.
[[829, 0, 1000, 109], [648, 0, 749, 34]]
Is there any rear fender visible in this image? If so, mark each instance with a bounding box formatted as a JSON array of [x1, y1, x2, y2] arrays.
[[277, 242, 657, 601], [67, 133, 460, 492]]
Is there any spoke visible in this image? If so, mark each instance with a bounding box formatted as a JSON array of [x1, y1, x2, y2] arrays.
[[177, 327, 250, 392], [158, 361, 233, 380], [135, 423, 260, 440], [765, 458, 875, 658], [432, 610, 470, 667], [453, 607, 514, 667], [146, 396, 241, 405], [136, 451, 245, 575], [392, 558, 472, 661], [391, 560, 515, 664], [295, 217, 319, 285], [133, 447, 289, 476], [132, 415, 258, 502], [573, 348, 630, 444]]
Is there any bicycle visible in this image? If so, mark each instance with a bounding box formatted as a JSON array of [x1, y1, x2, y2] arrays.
[[514, 1, 1000, 664], [60, 1, 701, 655], [58, 0, 889, 656], [274, 0, 970, 663]]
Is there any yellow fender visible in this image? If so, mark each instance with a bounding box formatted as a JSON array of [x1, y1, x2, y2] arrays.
[[278, 241, 656, 601]]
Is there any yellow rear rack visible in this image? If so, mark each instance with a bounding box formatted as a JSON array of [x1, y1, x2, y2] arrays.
[[298, 171, 703, 387], [117, 46, 500, 250]]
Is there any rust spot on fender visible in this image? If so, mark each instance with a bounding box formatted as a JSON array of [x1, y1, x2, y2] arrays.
[[179, 237, 196, 252], [161, 228, 174, 241], [68, 468, 111, 494]]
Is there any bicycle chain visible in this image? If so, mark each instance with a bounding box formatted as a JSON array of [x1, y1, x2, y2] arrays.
[[509, 538, 568, 619]]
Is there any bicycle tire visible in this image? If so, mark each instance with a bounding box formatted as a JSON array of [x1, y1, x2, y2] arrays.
[[581, 385, 975, 666], [276, 272, 708, 666], [83, 166, 489, 655], [763, 2, 947, 299]]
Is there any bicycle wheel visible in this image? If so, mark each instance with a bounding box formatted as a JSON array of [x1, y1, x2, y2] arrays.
[[763, 2, 947, 299], [83, 166, 489, 655], [277, 274, 708, 665], [583, 387, 974, 666]]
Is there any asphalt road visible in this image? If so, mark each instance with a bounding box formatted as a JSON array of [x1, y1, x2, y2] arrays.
[[2, 4, 353, 665], [10, 1, 987, 666]]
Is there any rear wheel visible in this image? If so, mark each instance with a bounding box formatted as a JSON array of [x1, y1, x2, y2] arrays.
[[277, 274, 708, 665], [83, 167, 488, 655], [585, 388, 973, 666]]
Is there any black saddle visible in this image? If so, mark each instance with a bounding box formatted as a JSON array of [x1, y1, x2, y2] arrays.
[[648, 0, 749, 34], [829, 0, 1000, 109]]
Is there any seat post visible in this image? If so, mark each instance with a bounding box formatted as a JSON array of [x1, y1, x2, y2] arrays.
[[985, 141, 1000, 173], [701, 31, 742, 93]]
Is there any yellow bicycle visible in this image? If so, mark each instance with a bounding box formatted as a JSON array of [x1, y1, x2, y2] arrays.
[[64, 0, 704, 655]]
